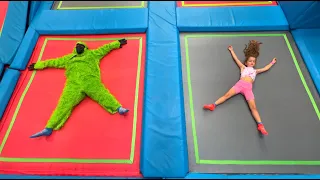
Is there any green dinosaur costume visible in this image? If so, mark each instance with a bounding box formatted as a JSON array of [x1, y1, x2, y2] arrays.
[[29, 40, 129, 138]]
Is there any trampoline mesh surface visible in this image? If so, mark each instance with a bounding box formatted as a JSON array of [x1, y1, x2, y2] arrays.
[[180, 32, 320, 174]]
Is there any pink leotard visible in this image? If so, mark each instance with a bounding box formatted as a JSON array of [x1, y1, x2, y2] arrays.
[[241, 66, 257, 81]]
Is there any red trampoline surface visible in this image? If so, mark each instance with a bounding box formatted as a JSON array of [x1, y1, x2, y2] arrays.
[[0, 1, 8, 35], [177, 1, 277, 7], [0, 34, 145, 176]]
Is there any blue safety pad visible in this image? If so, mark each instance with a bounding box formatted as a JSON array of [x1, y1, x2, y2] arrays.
[[28, 1, 41, 25], [279, 1, 320, 29], [30, 8, 148, 35], [291, 29, 320, 95], [10, 27, 39, 70], [185, 173, 320, 179], [0, 68, 20, 120], [0, 62, 3, 78], [177, 6, 289, 32], [0, 1, 28, 65], [141, 1, 188, 178], [37, 1, 54, 12]]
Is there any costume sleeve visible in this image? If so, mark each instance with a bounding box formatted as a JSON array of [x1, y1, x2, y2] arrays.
[[91, 41, 121, 59], [34, 54, 74, 70]]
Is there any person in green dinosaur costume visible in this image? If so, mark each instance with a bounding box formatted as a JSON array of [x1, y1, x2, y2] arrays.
[[28, 39, 129, 138]]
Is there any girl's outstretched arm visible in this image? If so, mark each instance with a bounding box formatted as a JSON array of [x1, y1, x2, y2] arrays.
[[256, 58, 277, 74], [228, 46, 245, 69]]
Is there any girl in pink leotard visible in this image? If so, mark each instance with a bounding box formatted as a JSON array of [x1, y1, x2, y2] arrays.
[[203, 40, 277, 135]]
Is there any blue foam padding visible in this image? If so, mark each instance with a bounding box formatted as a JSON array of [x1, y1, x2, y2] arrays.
[[10, 27, 39, 70], [30, 8, 148, 35], [0, 68, 20, 120], [28, 1, 41, 25], [0, 63, 3, 78], [177, 6, 289, 32], [29, 1, 53, 23], [37, 1, 54, 12], [0, 1, 28, 65], [279, 2, 320, 29], [141, 1, 188, 178], [185, 173, 320, 179], [278, 1, 314, 27], [291, 29, 320, 95]]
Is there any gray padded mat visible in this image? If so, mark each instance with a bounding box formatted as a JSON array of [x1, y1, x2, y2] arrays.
[[180, 32, 320, 174], [52, 1, 146, 10]]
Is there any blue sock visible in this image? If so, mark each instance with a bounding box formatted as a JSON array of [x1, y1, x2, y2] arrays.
[[30, 128, 53, 138], [214, 103, 217, 107], [257, 122, 263, 125], [117, 106, 129, 115]]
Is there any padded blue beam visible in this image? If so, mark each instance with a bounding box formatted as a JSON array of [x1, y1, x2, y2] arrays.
[[28, 1, 41, 25], [0, 1, 28, 65], [141, 1, 188, 178], [291, 29, 320, 95], [37, 1, 54, 12], [177, 6, 289, 32], [28, 1, 54, 26], [10, 27, 39, 70], [0, 68, 20, 120], [30, 8, 148, 35]]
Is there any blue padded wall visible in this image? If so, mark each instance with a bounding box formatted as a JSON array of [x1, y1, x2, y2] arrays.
[[177, 5, 288, 31], [291, 29, 320, 95], [279, 1, 320, 29], [28, 1, 41, 25], [0, 68, 20, 119], [10, 27, 39, 70], [0, 1, 28, 65], [30, 8, 148, 35]]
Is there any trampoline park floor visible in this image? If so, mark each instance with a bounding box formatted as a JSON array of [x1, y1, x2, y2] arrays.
[[0, 1, 8, 36], [180, 32, 320, 174], [52, 1, 147, 10], [177, 1, 277, 7], [0, 34, 145, 177]]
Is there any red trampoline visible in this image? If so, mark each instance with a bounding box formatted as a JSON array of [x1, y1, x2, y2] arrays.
[[177, 1, 277, 7], [0, 1, 8, 35], [0, 34, 145, 177]]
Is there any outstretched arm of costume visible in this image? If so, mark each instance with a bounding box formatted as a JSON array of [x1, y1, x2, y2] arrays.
[[256, 58, 277, 74], [33, 54, 74, 70], [91, 40, 121, 59]]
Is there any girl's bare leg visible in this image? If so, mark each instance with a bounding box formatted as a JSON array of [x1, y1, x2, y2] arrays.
[[215, 88, 237, 105], [247, 99, 268, 135], [203, 87, 237, 111]]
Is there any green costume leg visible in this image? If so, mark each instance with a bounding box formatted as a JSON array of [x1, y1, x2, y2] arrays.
[[46, 82, 86, 130], [85, 81, 121, 114]]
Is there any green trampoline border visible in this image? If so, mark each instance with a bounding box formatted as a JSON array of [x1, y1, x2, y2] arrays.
[[0, 36, 144, 164], [0, 18, 5, 37], [183, 33, 320, 165], [56, 1, 146, 10], [0, 2, 8, 37]]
